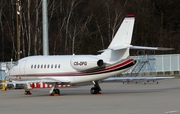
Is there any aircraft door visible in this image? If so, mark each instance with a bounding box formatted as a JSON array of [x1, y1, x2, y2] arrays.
[[19, 60, 27, 75]]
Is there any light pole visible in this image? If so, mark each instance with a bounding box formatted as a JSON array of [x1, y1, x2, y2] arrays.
[[42, 0, 49, 55]]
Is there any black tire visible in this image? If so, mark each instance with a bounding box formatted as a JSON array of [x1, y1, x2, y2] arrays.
[[56, 89, 60, 95], [90, 87, 97, 94]]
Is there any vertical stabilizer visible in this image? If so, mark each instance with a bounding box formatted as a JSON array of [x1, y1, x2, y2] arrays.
[[100, 14, 135, 63], [108, 14, 135, 49]]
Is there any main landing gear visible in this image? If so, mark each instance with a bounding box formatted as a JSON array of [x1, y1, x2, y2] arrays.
[[49, 83, 60, 96], [90, 81, 101, 94], [50, 89, 60, 96]]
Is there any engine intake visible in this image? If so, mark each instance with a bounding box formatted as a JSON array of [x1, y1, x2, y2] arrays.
[[97, 59, 103, 67]]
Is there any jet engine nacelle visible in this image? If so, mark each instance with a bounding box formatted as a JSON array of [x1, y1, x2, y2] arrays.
[[70, 56, 104, 71]]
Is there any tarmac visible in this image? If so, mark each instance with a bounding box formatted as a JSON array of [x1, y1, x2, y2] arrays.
[[0, 78, 180, 114]]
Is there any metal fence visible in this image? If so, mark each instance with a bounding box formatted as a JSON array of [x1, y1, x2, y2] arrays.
[[123, 54, 180, 76], [155, 54, 180, 72]]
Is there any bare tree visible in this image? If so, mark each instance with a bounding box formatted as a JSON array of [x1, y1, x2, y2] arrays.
[[65, 0, 82, 54], [27, 0, 31, 56], [0, 1, 6, 61], [34, 0, 42, 55], [70, 14, 92, 54]]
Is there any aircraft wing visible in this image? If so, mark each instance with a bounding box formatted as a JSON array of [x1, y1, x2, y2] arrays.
[[102, 76, 174, 82], [2, 78, 70, 85], [39, 78, 70, 84], [1, 80, 40, 85]]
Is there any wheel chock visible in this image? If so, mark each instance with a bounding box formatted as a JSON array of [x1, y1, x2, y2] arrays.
[[49, 94, 59, 96], [97, 92, 102, 94], [54, 94, 59, 96]]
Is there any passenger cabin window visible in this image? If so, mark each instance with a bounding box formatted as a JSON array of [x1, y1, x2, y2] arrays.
[[30, 64, 61, 69]]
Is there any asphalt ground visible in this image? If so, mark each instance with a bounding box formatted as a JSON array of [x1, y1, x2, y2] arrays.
[[0, 78, 180, 114]]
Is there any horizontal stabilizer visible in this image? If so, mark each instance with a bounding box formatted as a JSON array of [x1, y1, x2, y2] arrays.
[[130, 46, 174, 50], [99, 45, 174, 52], [98, 45, 132, 52]]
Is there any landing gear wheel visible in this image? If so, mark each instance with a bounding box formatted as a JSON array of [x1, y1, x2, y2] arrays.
[[55, 89, 60, 95], [90, 87, 97, 94], [90, 87, 101, 94], [50, 89, 60, 96], [91, 81, 102, 94]]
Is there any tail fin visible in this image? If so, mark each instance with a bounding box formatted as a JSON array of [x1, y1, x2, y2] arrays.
[[108, 14, 135, 49], [99, 14, 135, 63]]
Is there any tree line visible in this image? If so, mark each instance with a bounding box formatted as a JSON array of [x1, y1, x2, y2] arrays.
[[0, 0, 180, 61]]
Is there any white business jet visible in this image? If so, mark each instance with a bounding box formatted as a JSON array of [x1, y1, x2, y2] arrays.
[[5, 14, 173, 96]]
